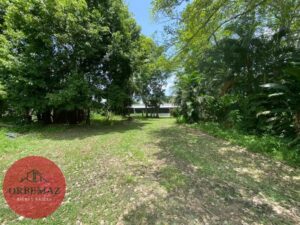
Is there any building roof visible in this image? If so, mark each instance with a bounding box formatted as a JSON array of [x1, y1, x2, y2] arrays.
[[130, 104, 177, 109]]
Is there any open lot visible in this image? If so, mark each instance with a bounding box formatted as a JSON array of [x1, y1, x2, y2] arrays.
[[0, 118, 299, 224]]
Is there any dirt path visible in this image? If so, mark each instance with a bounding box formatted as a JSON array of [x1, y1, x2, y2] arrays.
[[118, 119, 300, 225]]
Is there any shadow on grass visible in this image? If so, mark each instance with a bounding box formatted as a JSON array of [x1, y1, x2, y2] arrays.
[[123, 125, 300, 224], [0, 118, 150, 141]]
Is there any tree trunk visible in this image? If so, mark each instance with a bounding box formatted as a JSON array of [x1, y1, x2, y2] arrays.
[[86, 108, 91, 125], [53, 110, 68, 124], [41, 110, 52, 124], [295, 111, 300, 135], [25, 109, 32, 123], [67, 110, 77, 124], [145, 104, 148, 118]]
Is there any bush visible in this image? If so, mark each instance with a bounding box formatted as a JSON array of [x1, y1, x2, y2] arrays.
[[170, 108, 179, 118], [0, 84, 7, 117]]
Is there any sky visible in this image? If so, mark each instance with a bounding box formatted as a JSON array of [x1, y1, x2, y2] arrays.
[[125, 0, 163, 41], [125, 0, 175, 96]]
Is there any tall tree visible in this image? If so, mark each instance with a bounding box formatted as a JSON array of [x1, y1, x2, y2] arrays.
[[133, 36, 169, 117], [0, 0, 141, 123], [152, 0, 300, 138]]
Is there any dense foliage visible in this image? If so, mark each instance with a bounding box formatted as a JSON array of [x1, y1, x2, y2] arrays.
[[0, 0, 142, 124], [153, 0, 300, 148], [0, 83, 7, 117]]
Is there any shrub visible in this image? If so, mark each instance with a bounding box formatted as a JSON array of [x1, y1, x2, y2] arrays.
[[0, 84, 7, 117]]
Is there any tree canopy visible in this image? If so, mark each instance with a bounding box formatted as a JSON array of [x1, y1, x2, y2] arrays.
[[152, 0, 300, 143], [132, 36, 170, 117], [0, 0, 146, 123]]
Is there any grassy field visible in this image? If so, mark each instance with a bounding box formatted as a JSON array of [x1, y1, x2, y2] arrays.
[[0, 117, 299, 224]]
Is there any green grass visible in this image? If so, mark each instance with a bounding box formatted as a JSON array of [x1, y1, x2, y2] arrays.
[[0, 117, 299, 224], [192, 122, 300, 167], [159, 166, 188, 191]]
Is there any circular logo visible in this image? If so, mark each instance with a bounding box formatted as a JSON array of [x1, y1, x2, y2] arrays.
[[2, 156, 66, 219]]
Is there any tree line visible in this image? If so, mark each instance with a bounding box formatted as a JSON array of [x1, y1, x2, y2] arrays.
[[0, 0, 169, 124], [153, 0, 300, 145]]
